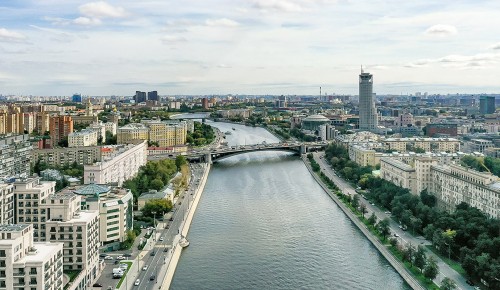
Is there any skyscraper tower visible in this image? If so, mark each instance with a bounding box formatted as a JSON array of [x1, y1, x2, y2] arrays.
[[358, 68, 378, 131]]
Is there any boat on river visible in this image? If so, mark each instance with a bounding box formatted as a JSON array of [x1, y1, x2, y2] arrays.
[[232, 127, 236, 130], [225, 131, 232, 135]]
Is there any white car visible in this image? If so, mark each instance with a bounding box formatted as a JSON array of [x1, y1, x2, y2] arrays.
[[116, 256, 125, 260], [159, 237, 164, 241], [142, 265, 148, 271], [134, 279, 140, 286], [104, 256, 113, 260]]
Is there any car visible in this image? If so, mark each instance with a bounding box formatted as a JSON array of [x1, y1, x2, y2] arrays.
[[163, 247, 169, 252], [371, 203, 375, 206], [119, 264, 128, 270], [104, 256, 113, 260], [159, 237, 164, 241], [149, 275, 155, 281], [99, 254, 107, 258], [384, 211, 391, 215], [123, 253, 132, 257], [116, 256, 125, 260], [134, 279, 140, 286], [93, 283, 103, 287], [150, 251, 155, 256], [169, 217, 173, 221], [142, 265, 148, 271], [114, 260, 119, 265], [393, 233, 400, 238]]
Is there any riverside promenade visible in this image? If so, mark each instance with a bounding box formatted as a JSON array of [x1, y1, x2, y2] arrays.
[[301, 154, 425, 290], [160, 162, 211, 289]]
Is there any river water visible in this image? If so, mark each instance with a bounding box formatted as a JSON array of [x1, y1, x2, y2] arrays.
[[171, 121, 409, 290]]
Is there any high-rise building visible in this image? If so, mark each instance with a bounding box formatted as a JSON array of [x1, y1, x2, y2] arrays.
[[147, 91, 158, 101], [134, 91, 146, 103], [49, 115, 74, 147], [72, 94, 82, 103], [202, 97, 209, 109], [358, 69, 378, 132], [0, 183, 14, 224], [479, 96, 496, 114], [0, 134, 33, 179]]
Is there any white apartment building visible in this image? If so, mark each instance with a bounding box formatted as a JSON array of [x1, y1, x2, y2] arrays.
[[84, 140, 147, 186], [73, 184, 133, 243], [0, 183, 14, 224], [68, 130, 98, 147], [12, 178, 101, 289], [464, 139, 494, 154], [88, 121, 107, 143], [13, 178, 56, 240], [380, 157, 416, 193], [430, 164, 499, 219], [0, 224, 64, 290]]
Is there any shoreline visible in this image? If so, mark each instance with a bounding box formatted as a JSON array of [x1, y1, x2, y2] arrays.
[[160, 162, 212, 289], [301, 155, 424, 290]]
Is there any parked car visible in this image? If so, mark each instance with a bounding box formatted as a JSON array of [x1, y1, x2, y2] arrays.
[[116, 256, 125, 260], [134, 279, 140, 286], [104, 256, 113, 260], [159, 237, 164, 241], [149, 275, 155, 281], [150, 251, 155, 256], [384, 211, 391, 215], [93, 283, 103, 287]]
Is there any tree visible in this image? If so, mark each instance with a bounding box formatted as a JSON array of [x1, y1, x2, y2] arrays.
[[377, 218, 391, 240], [360, 203, 367, 218], [440, 277, 456, 290], [368, 213, 377, 225], [402, 243, 416, 267], [175, 155, 187, 169], [351, 194, 360, 209], [150, 179, 164, 191], [58, 136, 68, 147], [424, 256, 439, 280], [414, 245, 427, 272], [442, 229, 457, 260], [141, 199, 173, 218]]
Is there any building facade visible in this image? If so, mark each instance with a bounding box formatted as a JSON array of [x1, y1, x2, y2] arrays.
[[84, 140, 147, 186], [0, 224, 64, 290], [0, 183, 14, 224], [32, 146, 102, 167], [49, 115, 74, 147], [145, 121, 187, 147], [0, 134, 32, 179], [430, 164, 499, 219], [68, 130, 98, 147], [116, 123, 149, 145], [358, 70, 378, 132], [380, 157, 416, 193], [384, 137, 460, 153], [479, 95, 495, 114]]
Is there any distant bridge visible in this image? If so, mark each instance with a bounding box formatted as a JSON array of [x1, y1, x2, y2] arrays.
[[185, 142, 328, 163]]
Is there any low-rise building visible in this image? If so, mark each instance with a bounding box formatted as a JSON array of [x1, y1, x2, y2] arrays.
[[464, 139, 494, 154], [383, 137, 460, 153], [138, 187, 174, 211], [68, 129, 98, 147], [0, 224, 64, 290], [144, 120, 187, 147], [84, 140, 147, 186], [88, 121, 107, 143]]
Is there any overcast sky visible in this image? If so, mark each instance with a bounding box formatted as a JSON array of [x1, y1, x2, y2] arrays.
[[1, 0, 500, 96]]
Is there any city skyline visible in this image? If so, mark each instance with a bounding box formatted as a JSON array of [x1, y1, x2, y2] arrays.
[[1, 0, 500, 95]]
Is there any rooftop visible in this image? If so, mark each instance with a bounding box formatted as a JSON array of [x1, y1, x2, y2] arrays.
[[0, 224, 30, 232], [74, 184, 110, 196], [21, 243, 63, 264]]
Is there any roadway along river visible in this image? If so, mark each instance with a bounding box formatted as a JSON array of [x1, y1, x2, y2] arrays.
[[171, 121, 410, 290]]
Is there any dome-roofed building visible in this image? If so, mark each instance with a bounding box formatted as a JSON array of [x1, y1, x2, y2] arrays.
[[302, 114, 331, 131]]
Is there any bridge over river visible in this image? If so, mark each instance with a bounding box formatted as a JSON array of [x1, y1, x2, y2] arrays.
[[186, 141, 329, 163]]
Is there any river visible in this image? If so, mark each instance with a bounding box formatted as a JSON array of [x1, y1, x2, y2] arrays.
[[171, 121, 409, 290]]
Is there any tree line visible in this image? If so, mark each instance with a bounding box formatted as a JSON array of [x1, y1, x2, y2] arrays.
[[324, 143, 500, 288]]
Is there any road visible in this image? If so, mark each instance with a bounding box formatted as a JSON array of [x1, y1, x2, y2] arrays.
[[312, 152, 473, 290], [135, 163, 204, 290]]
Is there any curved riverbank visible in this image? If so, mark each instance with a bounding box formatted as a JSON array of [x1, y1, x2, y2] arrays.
[[301, 155, 424, 290], [160, 162, 211, 289]]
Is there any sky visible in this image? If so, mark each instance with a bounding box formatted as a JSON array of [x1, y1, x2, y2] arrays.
[[1, 0, 500, 96]]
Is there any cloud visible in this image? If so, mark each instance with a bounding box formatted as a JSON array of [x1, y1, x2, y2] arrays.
[[252, 0, 304, 12], [79, 1, 128, 19], [217, 64, 232, 68], [407, 52, 500, 69], [160, 35, 187, 44], [0, 28, 26, 42], [205, 18, 240, 27], [73, 17, 102, 26], [29, 25, 78, 43], [424, 24, 457, 36], [490, 42, 500, 50]]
